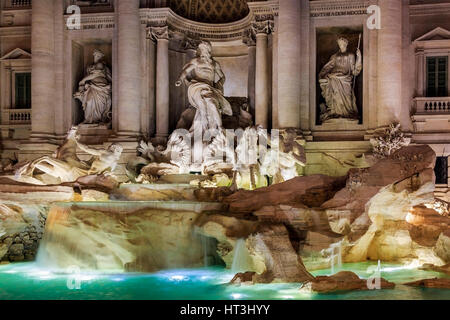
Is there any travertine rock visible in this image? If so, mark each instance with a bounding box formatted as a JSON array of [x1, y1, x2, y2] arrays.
[[0, 203, 46, 262], [344, 182, 445, 265], [195, 215, 314, 283], [434, 232, 450, 263], [225, 175, 347, 213], [322, 145, 436, 241], [404, 278, 450, 289], [408, 204, 450, 247], [248, 224, 315, 283], [229, 271, 256, 285], [302, 271, 395, 293], [419, 263, 450, 275]]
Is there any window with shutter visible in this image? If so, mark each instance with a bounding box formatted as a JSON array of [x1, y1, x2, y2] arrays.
[[15, 73, 31, 109], [426, 56, 448, 97]]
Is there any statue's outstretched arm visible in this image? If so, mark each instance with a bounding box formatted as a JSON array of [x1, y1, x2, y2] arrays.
[[77, 142, 102, 157]]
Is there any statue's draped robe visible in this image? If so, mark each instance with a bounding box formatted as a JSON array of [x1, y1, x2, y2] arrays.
[[319, 52, 362, 122], [78, 64, 112, 124], [187, 80, 233, 133]]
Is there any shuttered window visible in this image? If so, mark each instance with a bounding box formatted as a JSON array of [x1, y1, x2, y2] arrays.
[[15, 72, 31, 109], [427, 56, 448, 97]]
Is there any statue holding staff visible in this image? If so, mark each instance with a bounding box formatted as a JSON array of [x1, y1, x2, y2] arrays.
[[319, 36, 362, 123]]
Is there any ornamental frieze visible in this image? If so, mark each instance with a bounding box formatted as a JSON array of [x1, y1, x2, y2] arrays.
[[310, 0, 370, 18]]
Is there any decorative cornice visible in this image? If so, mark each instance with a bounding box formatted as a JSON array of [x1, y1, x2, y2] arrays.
[[310, 0, 370, 18], [248, 1, 279, 18], [410, 3, 450, 17], [63, 12, 114, 31], [0, 26, 31, 37], [62, 3, 278, 40]]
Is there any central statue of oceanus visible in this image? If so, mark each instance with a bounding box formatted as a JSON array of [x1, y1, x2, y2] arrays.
[[175, 41, 233, 132]]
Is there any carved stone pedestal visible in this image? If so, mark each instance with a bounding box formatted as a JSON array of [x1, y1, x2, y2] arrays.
[[77, 124, 113, 145], [322, 118, 359, 125]]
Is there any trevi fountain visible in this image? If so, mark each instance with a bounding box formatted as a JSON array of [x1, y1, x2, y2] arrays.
[[0, 0, 449, 303]]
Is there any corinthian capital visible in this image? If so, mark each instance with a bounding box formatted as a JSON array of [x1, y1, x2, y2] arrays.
[[242, 27, 256, 46], [252, 20, 274, 35], [149, 26, 169, 41]]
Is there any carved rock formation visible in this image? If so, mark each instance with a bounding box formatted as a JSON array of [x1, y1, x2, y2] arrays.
[[225, 145, 447, 268], [404, 278, 450, 289], [0, 203, 46, 262], [301, 271, 395, 293], [419, 263, 450, 275]]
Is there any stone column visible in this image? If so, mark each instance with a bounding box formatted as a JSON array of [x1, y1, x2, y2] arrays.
[[416, 49, 425, 97], [150, 26, 170, 141], [244, 32, 256, 122], [117, 0, 141, 138], [31, 0, 55, 138], [272, 15, 279, 129], [53, 0, 65, 138], [278, 0, 301, 129], [253, 21, 272, 129], [377, 0, 403, 128]]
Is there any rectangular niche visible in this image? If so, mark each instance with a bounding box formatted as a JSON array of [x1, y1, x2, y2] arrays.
[[71, 39, 112, 126], [315, 26, 364, 126]]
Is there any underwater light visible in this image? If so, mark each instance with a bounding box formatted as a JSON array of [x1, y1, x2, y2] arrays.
[[231, 293, 243, 299], [111, 276, 125, 282], [3, 269, 18, 274], [281, 295, 294, 300], [75, 274, 98, 281], [169, 275, 188, 281]]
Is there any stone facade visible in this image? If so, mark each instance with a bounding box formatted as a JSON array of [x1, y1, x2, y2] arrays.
[[0, 0, 450, 193]]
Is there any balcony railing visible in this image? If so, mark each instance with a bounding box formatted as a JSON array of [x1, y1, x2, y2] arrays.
[[4, 0, 31, 9], [3, 109, 32, 125], [414, 97, 450, 114]]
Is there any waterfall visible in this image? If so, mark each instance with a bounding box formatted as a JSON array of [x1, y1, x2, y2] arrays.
[[328, 241, 343, 274], [231, 239, 251, 273]]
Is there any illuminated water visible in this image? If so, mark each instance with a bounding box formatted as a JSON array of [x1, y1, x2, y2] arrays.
[[0, 262, 449, 300]]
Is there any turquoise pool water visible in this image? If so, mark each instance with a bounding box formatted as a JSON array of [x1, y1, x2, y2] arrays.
[[0, 262, 449, 300]]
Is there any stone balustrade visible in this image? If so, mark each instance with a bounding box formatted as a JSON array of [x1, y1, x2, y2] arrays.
[[414, 97, 450, 114], [4, 0, 31, 9], [3, 109, 32, 125]]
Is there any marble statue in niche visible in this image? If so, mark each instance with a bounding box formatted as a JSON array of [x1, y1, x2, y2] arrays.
[[74, 49, 112, 125], [319, 36, 362, 123], [175, 41, 233, 133]]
